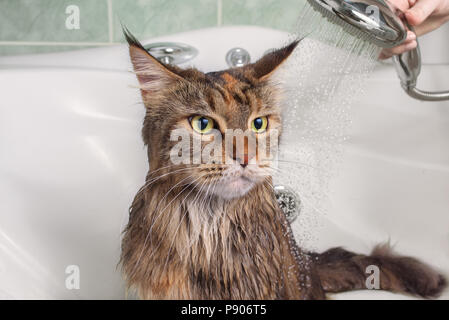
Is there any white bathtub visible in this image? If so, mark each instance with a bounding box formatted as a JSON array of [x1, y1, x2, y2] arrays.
[[0, 26, 448, 299]]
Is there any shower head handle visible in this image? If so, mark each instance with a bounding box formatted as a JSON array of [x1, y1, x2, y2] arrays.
[[393, 24, 449, 101], [392, 25, 421, 89]]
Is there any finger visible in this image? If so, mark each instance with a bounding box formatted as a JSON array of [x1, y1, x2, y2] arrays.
[[413, 16, 448, 35], [405, 0, 439, 26], [379, 51, 392, 60], [379, 31, 415, 59], [391, 40, 417, 55], [397, 30, 417, 45], [393, 0, 412, 12], [379, 39, 417, 59], [405, 30, 417, 41]]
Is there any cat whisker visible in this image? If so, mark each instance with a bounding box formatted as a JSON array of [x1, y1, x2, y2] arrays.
[[147, 163, 187, 176], [204, 180, 220, 241], [268, 164, 332, 198], [136, 167, 195, 197], [130, 173, 208, 278], [263, 167, 330, 218], [125, 167, 195, 234], [160, 178, 211, 272], [199, 178, 218, 220], [275, 159, 330, 174], [151, 170, 202, 214], [146, 171, 203, 231]]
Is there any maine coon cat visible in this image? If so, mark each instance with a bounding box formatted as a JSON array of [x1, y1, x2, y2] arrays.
[[120, 29, 446, 299]]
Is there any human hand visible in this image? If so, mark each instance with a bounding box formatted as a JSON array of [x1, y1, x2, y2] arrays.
[[379, 0, 449, 59]]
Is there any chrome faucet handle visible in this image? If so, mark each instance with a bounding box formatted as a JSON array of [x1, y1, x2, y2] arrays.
[[143, 42, 198, 65], [226, 48, 251, 68]]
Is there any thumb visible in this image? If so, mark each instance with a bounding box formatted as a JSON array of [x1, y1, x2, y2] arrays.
[[405, 0, 439, 26]]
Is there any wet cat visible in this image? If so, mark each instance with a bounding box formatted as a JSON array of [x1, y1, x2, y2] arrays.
[[120, 29, 446, 299]]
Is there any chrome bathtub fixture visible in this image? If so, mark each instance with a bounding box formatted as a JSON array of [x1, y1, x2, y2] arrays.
[[274, 185, 302, 223], [392, 36, 449, 101], [226, 48, 251, 68], [144, 42, 198, 65], [307, 0, 449, 101]]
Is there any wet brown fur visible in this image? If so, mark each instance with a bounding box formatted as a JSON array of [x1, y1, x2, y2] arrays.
[[120, 29, 446, 299]]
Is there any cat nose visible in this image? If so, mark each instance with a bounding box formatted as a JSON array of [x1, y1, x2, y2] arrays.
[[234, 154, 249, 168]]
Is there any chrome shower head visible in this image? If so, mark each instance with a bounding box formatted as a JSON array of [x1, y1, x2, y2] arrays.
[[307, 0, 449, 101], [307, 0, 407, 48]]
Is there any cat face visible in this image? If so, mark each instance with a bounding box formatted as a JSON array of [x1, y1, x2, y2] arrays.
[[126, 31, 298, 200]]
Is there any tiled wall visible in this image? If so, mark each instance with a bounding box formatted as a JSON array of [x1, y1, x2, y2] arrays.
[[0, 0, 306, 56]]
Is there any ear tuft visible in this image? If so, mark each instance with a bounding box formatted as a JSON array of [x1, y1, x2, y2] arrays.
[[123, 26, 183, 95], [252, 40, 300, 81], [123, 25, 147, 52]]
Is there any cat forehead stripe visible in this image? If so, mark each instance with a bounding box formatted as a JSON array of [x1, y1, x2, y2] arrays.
[[221, 73, 238, 87]]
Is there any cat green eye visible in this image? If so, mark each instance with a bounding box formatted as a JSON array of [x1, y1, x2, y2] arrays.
[[190, 115, 214, 134], [251, 116, 268, 133]]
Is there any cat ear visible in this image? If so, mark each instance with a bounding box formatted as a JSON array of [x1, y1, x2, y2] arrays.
[[123, 27, 183, 93], [251, 40, 300, 81]]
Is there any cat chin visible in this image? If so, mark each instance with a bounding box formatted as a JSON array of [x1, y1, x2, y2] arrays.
[[211, 177, 256, 200]]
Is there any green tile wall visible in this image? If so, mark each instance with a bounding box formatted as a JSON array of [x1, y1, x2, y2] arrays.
[[112, 0, 217, 42], [0, 0, 306, 56], [223, 0, 305, 32], [0, 0, 109, 42]]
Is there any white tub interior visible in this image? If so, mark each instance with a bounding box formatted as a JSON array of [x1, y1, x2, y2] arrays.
[[0, 26, 448, 299]]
